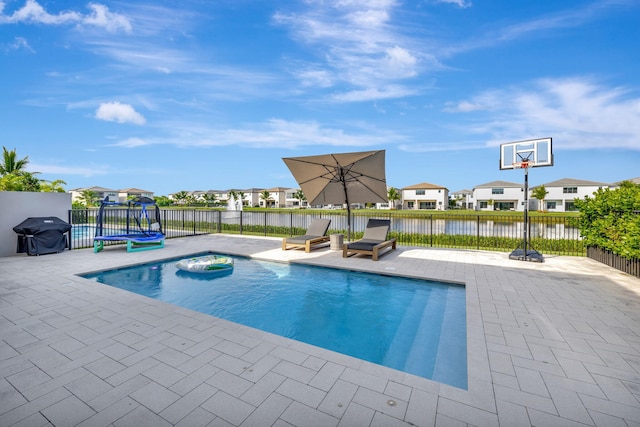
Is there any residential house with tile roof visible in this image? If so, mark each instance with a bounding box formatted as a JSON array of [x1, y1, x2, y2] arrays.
[[69, 186, 154, 204], [402, 182, 449, 210], [473, 180, 524, 211], [531, 178, 610, 212], [450, 189, 473, 209]]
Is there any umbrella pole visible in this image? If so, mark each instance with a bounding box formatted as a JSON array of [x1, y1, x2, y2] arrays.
[[340, 167, 352, 241]]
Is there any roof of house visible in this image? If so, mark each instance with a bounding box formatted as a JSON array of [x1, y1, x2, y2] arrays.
[[542, 178, 610, 187], [267, 187, 294, 192], [451, 189, 472, 195], [402, 182, 447, 190], [119, 188, 153, 193], [613, 177, 640, 186], [70, 186, 116, 192], [473, 180, 521, 189]]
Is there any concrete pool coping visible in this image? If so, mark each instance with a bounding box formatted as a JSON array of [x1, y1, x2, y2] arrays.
[[1, 234, 639, 426]]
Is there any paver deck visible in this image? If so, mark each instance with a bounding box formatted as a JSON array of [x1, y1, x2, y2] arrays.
[[1, 234, 639, 426]]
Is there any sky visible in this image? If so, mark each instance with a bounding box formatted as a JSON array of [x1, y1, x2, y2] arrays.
[[1, 0, 639, 197]]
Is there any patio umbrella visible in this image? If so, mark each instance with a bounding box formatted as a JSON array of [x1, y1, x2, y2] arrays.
[[282, 150, 388, 240]]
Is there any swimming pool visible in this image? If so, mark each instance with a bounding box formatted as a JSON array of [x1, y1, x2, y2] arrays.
[[83, 253, 467, 389]]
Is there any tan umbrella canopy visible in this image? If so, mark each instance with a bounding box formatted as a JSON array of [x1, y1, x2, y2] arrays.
[[282, 150, 387, 240]]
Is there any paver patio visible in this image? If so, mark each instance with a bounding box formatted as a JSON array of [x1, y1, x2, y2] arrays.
[[1, 234, 639, 426]]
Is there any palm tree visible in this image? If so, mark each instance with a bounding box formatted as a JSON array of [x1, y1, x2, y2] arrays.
[[293, 189, 306, 208], [260, 190, 272, 208], [79, 190, 98, 207], [387, 187, 401, 209], [0, 146, 29, 176], [531, 185, 549, 212], [202, 193, 217, 207], [172, 191, 189, 205], [40, 179, 67, 193]]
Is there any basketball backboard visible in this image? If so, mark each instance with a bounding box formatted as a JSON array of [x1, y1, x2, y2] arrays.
[[499, 137, 553, 170]]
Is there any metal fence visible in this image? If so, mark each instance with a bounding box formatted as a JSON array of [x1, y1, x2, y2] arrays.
[[69, 209, 586, 256], [587, 246, 640, 278]]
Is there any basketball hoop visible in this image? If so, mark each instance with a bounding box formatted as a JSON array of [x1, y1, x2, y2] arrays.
[[513, 161, 531, 169]]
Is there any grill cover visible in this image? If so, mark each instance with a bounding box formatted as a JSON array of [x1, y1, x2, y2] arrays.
[[13, 217, 72, 255]]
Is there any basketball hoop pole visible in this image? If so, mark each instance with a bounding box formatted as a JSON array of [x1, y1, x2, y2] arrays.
[[522, 164, 530, 260], [500, 137, 552, 263], [511, 161, 543, 262]]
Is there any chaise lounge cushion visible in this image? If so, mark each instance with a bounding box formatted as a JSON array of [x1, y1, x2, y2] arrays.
[[282, 218, 331, 252]]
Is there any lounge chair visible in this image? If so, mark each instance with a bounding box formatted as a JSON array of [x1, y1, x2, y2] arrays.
[[343, 219, 396, 261], [282, 219, 331, 252]]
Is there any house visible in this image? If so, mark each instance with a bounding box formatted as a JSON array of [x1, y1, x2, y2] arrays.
[[260, 187, 293, 208], [241, 188, 265, 207], [532, 178, 609, 212], [402, 182, 449, 210], [473, 180, 523, 211], [450, 189, 473, 209], [612, 177, 640, 187], [284, 188, 308, 208], [69, 186, 154, 204]]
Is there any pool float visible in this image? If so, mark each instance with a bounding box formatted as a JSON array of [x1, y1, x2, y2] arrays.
[[176, 255, 234, 274]]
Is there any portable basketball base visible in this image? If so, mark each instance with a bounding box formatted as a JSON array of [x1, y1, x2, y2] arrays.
[[499, 138, 553, 263]]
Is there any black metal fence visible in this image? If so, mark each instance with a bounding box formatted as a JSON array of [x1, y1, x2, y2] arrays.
[[587, 246, 640, 278], [68, 209, 586, 256]]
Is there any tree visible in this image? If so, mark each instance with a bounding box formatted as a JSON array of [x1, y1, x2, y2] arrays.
[[0, 146, 29, 175], [79, 190, 99, 207], [575, 182, 640, 259], [387, 187, 401, 209], [0, 171, 41, 191], [172, 191, 189, 205], [40, 179, 67, 193], [202, 193, 217, 207], [531, 185, 549, 212], [292, 189, 306, 208], [154, 195, 173, 206], [260, 190, 272, 208]]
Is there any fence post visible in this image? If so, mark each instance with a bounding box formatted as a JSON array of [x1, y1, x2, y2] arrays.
[[193, 210, 196, 235], [477, 215, 480, 250], [239, 211, 243, 235], [430, 215, 433, 247], [264, 211, 267, 236], [217, 210, 221, 233]]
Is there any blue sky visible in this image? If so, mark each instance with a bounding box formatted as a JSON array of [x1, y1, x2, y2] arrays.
[[1, 0, 639, 196]]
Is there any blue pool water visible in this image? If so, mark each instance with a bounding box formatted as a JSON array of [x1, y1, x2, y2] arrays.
[[83, 254, 467, 388]]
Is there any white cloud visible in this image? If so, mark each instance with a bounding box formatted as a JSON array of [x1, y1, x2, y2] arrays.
[[273, 0, 425, 101], [156, 118, 403, 149], [331, 85, 416, 102], [28, 162, 109, 177], [434, 0, 472, 8], [110, 137, 150, 148], [82, 3, 132, 33], [0, 1, 131, 33], [448, 77, 640, 150], [2, 36, 34, 53], [95, 102, 146, 125]]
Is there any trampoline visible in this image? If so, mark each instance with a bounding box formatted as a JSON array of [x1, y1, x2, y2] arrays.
[[93, 196, 165, 253]]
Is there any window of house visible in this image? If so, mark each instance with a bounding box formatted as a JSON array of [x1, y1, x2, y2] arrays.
[[416, 189, 425, 195], [546, 201, 557, 210], [419, 201, 436, 209], [492, 188, 504, 195], [480, 201, 488, 209], [563, 187, 577, 194], [407, 201, 414, 209], [565, 201, 578, 211]]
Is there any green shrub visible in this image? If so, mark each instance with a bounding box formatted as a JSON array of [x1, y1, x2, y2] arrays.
[[575, 181, 640, 259]]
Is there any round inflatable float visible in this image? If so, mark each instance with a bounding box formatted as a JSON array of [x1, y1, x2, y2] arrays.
[[176, 255, 234, 274]]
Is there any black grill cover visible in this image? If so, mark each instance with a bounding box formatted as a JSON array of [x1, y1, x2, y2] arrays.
[[13, 217, 72, 255]]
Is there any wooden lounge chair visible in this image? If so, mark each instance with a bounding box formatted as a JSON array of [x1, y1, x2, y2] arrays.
[[282, 219, 331, 252], [343, 219, 396, 261]]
